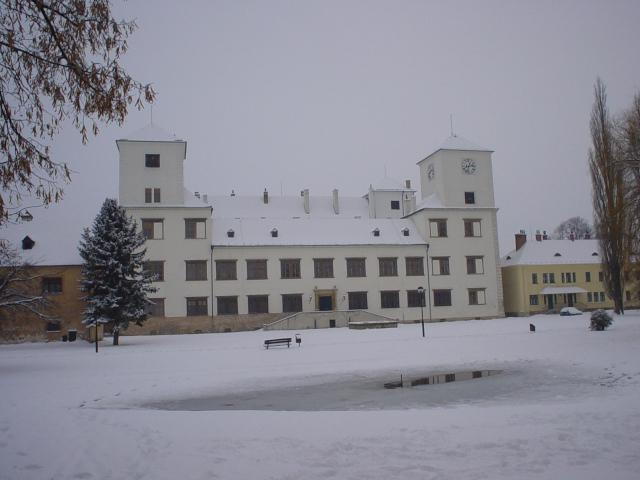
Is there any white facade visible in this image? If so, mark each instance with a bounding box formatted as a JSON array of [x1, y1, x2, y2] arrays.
[[117, 126, 504, 332]]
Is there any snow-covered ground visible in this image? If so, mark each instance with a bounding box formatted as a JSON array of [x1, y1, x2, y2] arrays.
[[1, 313, 639, 480]]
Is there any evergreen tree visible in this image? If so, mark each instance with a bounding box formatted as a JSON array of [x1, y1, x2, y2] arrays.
[[79, 198, 156, 346]]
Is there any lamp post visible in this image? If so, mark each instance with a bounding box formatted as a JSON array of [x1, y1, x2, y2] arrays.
[[426, 243, 432, 327], [417, 286, 425, 337]]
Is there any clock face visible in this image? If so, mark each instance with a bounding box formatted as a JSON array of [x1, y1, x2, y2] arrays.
[[427, 163, 435, 180], [461, 158, 476, 174]]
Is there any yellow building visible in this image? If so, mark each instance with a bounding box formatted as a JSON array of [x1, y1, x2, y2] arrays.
[[501, 232, 639, 317]]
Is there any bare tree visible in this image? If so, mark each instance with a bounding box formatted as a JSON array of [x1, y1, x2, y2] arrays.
[[0, 0, 155, 224], [553, 216, 594, 240], [0, 242, 57, 336], [589, 79, 632, 314]]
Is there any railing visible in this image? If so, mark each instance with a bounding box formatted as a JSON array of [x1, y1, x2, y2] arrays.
[[263, 310, 398, 331]]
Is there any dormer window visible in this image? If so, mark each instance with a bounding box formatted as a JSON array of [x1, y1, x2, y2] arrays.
[[20, 210, 33, 222], [554, 253, 562, 257], [271, 228, 278, 238], [373, 228, 380, 237], [227, 229, 235, 238], [402, 228, 410, 237], [145, 154, 160, 168], [21, 235, 35, 250], [591, 252, 599, 256]]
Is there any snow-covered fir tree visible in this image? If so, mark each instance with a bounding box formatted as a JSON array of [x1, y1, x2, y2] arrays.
[[79, 198, 157, 346]]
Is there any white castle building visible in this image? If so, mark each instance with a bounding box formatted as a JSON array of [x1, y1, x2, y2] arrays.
[[117, 124, 504, 334]]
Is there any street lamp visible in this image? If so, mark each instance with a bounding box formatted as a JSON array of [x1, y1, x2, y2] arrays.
[[417, 286, 425, 337]]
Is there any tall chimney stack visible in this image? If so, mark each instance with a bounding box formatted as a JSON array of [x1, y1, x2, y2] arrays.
[[515, 230, 527, 251], [263, 188, 268, 204]]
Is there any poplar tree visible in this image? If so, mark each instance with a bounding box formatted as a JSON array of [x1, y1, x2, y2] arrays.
[[588, 79, 632, 314], [79, 198, 156, 346]]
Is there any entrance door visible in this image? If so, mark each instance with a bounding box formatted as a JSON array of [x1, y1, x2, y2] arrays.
[[568, 294, 574, 307], [318, 296, 333, 311], [547, 294, 554, 310]]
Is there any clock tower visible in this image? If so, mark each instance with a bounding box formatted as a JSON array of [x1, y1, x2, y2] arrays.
[[418, 135, 495, 208]]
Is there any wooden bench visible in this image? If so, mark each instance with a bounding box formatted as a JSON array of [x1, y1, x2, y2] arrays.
[[264, 337, 292, 349]]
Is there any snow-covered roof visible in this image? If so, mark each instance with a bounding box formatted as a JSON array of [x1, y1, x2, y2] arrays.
[[437, 134, 491, 152], [411, 193, 445, 212], [0, 201, 99, 266], [212, 218, 425, 247], [419, 135, 493, 164], [118, 124, 182, 142], [372, 177, 413, 192], [208, 194, 370, 220], [501, 239, 601, 267]]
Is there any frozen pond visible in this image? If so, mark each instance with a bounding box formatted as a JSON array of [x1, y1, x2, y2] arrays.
[[143, 360, 595, 412]]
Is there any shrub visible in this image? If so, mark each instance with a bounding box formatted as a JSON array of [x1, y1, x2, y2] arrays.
[[589, 309, 613, 331]]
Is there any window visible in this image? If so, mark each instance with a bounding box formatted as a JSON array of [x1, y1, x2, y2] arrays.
[[186, 297, 208, 316], [549, 273, 555, 283], [42, 277, 62, 294], [142, 219, 164, 239], [372, 228, 380, 237], [217, 296, 238, 315], [146, 298, 165, 317], [348, 292, 368, 310], [248, 295, 269, 314], [407, 290, 424, 308], [431, 257, 450, 276], [530, 295, 539, 306], [379, 258, 398, 276], [464, 219, 481, 237], [281, 259, 301, 279], [532, 273, 539, 284], [185, 219, 207, 239], [214, 260, 235, 280], [433, 290, 452, 307], [466, 256, 484, 274], [565, 272, 572, 283], [405, 257, 424, 276], [561, 273, 565, 283], [588, 292, 593, 303], [271, 229, 278, 238], [145, 188, 161, 203], [282, 294, 303, 313], [46, 321, 61, 332], [145, 154, 160, 168], [464, 192, 475, 204], [600, 292, 606, 302], [187, 260, 208, 281], [314, 259, 334, 278], [346, 258, 366, 277], [247, 260, 268, 280], [429, 219, 447, 237], [381, 291, 400, 309], [599, 271, 604, 281], [468, 289, 486, 305], [143, 261, 164, 281], [391, 200, 400, 210], [586, 272, 592, 282], [572, 272, 577, 283]]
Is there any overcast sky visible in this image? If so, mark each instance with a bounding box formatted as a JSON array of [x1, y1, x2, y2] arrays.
[[41, 0, 640, 254]]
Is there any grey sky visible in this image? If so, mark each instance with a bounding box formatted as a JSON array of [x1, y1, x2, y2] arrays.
[[45, 1, 640, 253]]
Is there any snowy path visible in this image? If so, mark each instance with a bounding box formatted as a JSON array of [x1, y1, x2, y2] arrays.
[[1, 314, 639, 479]]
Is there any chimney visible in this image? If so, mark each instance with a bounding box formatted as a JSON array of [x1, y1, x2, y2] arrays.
[[263, 188, 269, 204], [195, 191, 201, 199], [585, 232, 591, 240], [301, 189, 310, 214], [332, 189, 339, 214], [542, 230, 548, 240], [231, 190, 236, 197], [203, 194, 208, 204], [515, 230, 527, 251], [405, 180, 411, 189], [535, 229, 542, 242]]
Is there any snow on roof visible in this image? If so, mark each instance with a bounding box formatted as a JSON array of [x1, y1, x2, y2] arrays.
[[212, 217, 425, 247], [372, 177, 412, 191], [119, 124, 182, 142], [437, 134, 491, 152], [411, 193, 445, 212], [0, 201, 99, 266], [208, 194, 370, 220], [501, 239, 601, 267]]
